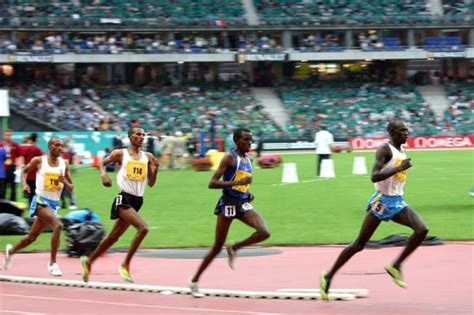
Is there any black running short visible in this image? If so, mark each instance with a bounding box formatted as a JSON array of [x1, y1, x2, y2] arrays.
[[110, 191, 143, 220], [214, 194, 254, 220]]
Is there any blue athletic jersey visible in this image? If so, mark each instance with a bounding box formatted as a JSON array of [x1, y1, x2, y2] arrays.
[[223, 150, 253, 200]]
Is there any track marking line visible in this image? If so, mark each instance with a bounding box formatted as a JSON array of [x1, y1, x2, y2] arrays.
[[0, 293, 285, 315]]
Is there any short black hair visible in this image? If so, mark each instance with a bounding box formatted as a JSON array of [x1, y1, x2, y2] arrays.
[[48, 137, 62, 146], [128, 127, 143, 137], [30, 132, 38, 142], [233, 127, 251, 142], [387, 119, 405, 133]]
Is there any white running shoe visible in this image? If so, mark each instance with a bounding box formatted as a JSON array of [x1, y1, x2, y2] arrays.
[[2, 244, 12, 270], [188, 279, 204, 298], [225, 243, 236, 270], [48, 263, 63, 276]]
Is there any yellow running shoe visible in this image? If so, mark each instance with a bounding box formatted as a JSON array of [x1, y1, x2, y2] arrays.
[[385, 265, 407, 288], [319, 271, 330, 301], [80, 256, 90, 283], [119, 265, 133, 283]]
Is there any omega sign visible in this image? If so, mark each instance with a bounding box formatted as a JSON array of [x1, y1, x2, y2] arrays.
[[410, 136, 473, 148], [349, 137, 388, 150], [350, 136, 474, 150]]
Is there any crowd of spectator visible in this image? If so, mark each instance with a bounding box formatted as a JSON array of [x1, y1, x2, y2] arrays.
[[1, 0, 246, 26], [1, 30, 467, 54], [278, 81, 447, 140], [8, 83, 104, 130], [1, 0, 472, 28], [7, 81, 282, 139], [442, 0, 474, 16], [7, 78, 472, 141], [0, 32, 285, 54], [443, 81, 473, 135], [255, 0, 434, 26]]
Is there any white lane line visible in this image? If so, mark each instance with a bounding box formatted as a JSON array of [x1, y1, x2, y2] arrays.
[[0, 293, 285, 315], [0, 311, 45, 315]]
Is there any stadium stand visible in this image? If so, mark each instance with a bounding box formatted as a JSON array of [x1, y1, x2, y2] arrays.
[[443, 81, 473, 135], [7, 83, 104, 130], [2, 0, 246, 27], [278, 81, 442, 139], [255, 0, 433, 26], [0, 32, 286, 54], [6, 81, 283, 138]]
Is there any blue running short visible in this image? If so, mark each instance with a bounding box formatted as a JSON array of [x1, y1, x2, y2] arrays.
[[29, 195, 59, 218], [366, 192, 408, 221]]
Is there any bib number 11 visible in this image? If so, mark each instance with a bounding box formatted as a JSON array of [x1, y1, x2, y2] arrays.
[[224, 205, 236, 217]]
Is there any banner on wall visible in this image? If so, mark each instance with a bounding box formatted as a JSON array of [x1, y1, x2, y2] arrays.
[[7, 54, 53, 63], [349, 136, 474, 150], [12, 131, 120, 155]]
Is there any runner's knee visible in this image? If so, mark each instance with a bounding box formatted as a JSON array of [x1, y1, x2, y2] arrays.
[[26, 233, 40, 243], [136, 224, 148, 236], [416, 225, 429, 237], [258, 228, 271, 240], [52, 222, 64, 233], [108, 234, 121, 244]]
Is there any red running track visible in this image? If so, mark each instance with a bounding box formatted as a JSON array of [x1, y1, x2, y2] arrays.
[[0, 242, 472, 315]]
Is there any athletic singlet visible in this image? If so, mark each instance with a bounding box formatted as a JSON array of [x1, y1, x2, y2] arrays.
[[35, 155, 66, 201], [223, 149, 252, 200], [374, 143, 408, 196], [117, 149, 148, 197]]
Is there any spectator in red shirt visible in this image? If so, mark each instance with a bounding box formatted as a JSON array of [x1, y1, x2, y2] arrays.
[[18, 133, 43, 206], [0, 129, 20, 201]]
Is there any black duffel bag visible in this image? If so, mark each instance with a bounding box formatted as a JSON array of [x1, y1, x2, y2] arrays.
[[65, 221, 105, 257]]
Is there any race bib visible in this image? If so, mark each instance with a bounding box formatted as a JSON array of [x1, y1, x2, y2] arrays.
[[232, 170, 251, 193], [370, 200, 386, 214], [43, 172, 62, 192], [224, 205, 236, 217], [125, 160, 147, 181]]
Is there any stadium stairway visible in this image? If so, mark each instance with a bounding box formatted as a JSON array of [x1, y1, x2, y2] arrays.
[[251, 87, 289, 130], [419, 85, 450, 117], [242, 0, 260, 25], [10, 107, 60, 131], [429, 0, 443, 15]]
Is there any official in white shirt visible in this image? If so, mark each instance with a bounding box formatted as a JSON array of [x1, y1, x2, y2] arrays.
[[314, 125, 334, 176]]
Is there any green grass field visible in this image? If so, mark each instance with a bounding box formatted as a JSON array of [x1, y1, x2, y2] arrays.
[[1, 150, 473, 251]]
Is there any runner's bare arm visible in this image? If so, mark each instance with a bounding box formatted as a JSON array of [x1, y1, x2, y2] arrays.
[[146, 152, 159, 187], [371, 143, 411, 183], [100, 149, 123, 187], [61, 160, 74, 192], [21, 156, 42, 194]]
